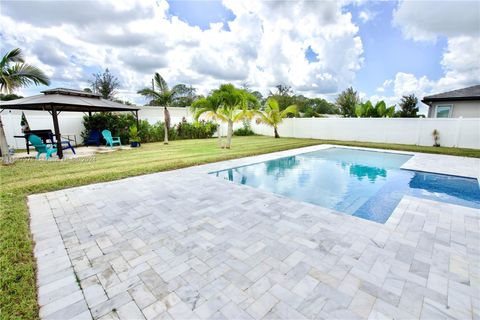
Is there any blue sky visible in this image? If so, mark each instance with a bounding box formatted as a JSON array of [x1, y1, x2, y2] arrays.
[[167, 0, 448, 100], [347, 1, 447, 97], [1, 0, 478, 108], [168, 0, 235, 31]]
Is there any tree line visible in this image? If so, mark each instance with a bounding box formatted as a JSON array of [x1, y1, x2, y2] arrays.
[[336, 87, 420, 118], [1, 47, 422, 154]]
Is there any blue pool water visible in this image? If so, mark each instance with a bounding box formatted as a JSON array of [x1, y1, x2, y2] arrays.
[[212, 148, 480, 223]]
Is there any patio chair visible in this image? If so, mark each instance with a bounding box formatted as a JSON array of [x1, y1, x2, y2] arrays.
[[86, 130, 101, 147], [102, 129, 121, 148], [28, 134, 57, 160], [47, 132, 76, 155]]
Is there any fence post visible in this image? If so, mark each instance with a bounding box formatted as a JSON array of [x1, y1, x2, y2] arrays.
[[292, 118, 295, 138], [383, 119, 387, 143], [0, 115, 13, 164], [455, 117, 462, 147], [416, 118, 422, 146]]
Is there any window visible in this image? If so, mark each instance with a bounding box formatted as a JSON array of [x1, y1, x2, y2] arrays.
[[436, 105, 452, 118]]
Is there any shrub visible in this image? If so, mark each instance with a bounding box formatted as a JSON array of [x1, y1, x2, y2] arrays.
[[176, 118, 216, 139], [82, 114, 216, 145], [234, 119, 255, 136], [82, 112, 136, 144], [136, 120, 176, 143]]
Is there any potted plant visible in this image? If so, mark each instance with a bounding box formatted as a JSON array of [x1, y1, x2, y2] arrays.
[[129, 125, 141, 148]]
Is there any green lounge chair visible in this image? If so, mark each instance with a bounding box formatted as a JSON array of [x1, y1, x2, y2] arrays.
[[102, 129, 121, 148], [28, 134, 57, 160]]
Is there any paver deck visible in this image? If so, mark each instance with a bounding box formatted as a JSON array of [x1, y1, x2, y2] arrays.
[[28, 145, 480, 319]]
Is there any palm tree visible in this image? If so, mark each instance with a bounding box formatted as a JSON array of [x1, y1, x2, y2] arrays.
[[194, 84, 258, 148], [1, 48, 50, 93], [192, 94, 223, 146], [255, 98, 297, 138], [0, 48, 50, 164], [138, 73, 182, 144]]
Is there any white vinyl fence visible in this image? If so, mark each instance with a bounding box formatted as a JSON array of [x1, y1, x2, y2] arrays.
[[250, 117, 480, 149], [2, 107, 479, 149]]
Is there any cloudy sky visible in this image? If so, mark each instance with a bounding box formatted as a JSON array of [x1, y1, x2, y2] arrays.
[[1, 0, 479, 113]]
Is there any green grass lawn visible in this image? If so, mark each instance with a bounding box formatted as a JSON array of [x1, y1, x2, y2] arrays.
[[1, 136, 479, 319]]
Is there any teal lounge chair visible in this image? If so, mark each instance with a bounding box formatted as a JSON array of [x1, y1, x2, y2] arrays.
[[28, 134, 57, 160], [102, 130, 121, 148]]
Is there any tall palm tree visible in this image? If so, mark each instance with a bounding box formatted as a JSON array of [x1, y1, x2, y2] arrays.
[[255, 97, 297, 138], [1, 48, 50, 93], [138, 73, 182, 144], [194, 84, 258, 149], [0, 48, 50, 164]]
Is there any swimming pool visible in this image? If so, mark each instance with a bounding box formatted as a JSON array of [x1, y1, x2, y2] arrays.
[[212, 148, 480, 223]]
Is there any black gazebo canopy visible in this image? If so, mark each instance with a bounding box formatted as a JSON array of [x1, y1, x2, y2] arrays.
[[0, 88, 140, 159]]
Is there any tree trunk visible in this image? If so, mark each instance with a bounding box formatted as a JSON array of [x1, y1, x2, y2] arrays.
[[274, 126, 280, 138], [226, 120, 233, 149], [164, 106, 170, 144], [217, 123, 222, 147], [0, 115, 13, 165]]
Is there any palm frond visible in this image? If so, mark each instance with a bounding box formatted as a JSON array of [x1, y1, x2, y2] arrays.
[[2, 63, 50, 92], [196, 109, 218, 121], [265, 98, 279, 113], [214, 110, 229, 123], [191, 97, 210, 111], [154, 72, 168, 92], [232, 109, 248, 122], [280, 104, 297, 118], [1, 48, 24, 69], [137, 88, 162, 100], [254, 111, 273, 126]]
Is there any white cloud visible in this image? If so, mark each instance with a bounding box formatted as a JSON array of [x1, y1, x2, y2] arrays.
[[376, 79, 393, 92], [391, 0, 480, 98], [368, 0, 480, 113], [436, 36, 480, 90], [358, 9, 376, 23], [393, 0, 480, 42], [0, 0, 364, 103]]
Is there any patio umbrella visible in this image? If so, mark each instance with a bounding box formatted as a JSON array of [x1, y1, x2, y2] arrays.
[[20, 111, 30, 133]]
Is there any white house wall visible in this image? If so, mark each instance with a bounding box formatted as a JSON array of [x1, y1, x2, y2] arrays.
[[427, 100, 480, 118]]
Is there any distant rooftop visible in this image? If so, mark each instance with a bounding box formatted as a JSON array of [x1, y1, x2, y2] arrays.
[[422, 84, 480, 104], [41, 88, 101, 98]]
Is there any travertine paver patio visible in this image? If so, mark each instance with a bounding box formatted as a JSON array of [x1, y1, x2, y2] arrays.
[[29, 145, 480, 320]]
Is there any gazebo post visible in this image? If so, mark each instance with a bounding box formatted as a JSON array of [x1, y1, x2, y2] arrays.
[[51, 106, 63, 159], [135, 110, 139, 129], [0, 89, 140, 160]]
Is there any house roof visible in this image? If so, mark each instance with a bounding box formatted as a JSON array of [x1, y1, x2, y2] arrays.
[[0, 88, 139, 112], [422, 84, 480, 104]]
